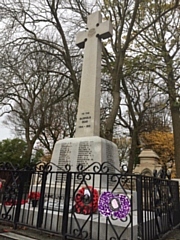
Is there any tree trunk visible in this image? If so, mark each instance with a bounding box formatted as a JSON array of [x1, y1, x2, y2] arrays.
[[170, 104, 180, 177], [25, 141, 34, 163], [128, 128, 139, 173], [163, 48, 180, 177], [104, 89, 120, 141]]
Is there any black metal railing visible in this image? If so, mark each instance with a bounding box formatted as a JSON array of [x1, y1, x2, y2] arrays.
[[0, 161, 179, 240]]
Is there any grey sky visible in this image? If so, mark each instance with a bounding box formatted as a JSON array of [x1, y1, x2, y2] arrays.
[[0, 122, 12, 140]]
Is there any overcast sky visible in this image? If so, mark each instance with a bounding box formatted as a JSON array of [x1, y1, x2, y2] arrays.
[[0, 122, 12, 141]]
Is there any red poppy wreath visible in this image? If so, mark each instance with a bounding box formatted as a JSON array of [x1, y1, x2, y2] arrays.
[[75, 186, 99, 215]]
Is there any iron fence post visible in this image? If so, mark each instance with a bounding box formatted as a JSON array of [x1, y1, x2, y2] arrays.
[[37, 170, 48, 228], [62, 172, 72, 239], [14, 171, 26, 229], [136, 175, 144, 240]]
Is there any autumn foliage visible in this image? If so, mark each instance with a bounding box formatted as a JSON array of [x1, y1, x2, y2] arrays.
[[140, 131, 174, 165]]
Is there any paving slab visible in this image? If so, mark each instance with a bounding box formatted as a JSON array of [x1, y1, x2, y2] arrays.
[[0, 232, 37, 240], [1, 223, 180, 240], [0, 225, 62, 240]]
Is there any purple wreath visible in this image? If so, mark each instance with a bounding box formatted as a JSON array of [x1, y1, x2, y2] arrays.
[[98, 192, 131, 219]]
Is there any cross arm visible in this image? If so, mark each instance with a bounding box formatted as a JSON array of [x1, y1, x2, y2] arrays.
[[97, 20, 113, 39], [76, 31, 87, 49]]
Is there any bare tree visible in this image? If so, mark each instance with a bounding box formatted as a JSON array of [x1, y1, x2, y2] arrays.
[[135, 1, 180, 176], [0, 0, 81, 101], [96, 0, 178, 171], [37, 96, 77, 154], [0, 0, 179, 172], [1, 42, 72, 161]]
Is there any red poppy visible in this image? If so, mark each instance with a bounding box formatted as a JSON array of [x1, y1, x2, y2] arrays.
[[28, 192, 40, 200], [4, 199, 28, 205], [75, 186, 99, 215]]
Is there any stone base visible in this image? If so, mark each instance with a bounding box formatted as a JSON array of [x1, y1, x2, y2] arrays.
[[50, 136, 119, 185], [1, 204, 156, 240]]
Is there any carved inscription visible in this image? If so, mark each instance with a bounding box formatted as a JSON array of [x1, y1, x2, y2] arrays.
[[106, 143, 113, 161], [78, 112, 91, 129], [57, 143, 72, 183], [57, 142, 72, 168], [77, 141, 94, 167]]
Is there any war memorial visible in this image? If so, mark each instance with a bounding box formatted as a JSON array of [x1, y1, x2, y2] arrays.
[[0, 11, 179, 240]]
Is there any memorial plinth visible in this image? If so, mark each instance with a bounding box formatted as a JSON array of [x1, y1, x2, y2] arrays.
[[50, 136, 119, 186]]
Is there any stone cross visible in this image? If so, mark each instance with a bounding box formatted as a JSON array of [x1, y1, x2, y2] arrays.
[[75, 11, 113, 137]]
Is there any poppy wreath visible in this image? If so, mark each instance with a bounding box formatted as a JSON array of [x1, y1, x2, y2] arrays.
[[98, 191, 131, 219], [75, 186, 99, 215]]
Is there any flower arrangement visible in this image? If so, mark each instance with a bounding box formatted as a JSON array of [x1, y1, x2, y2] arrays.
[[28, 191, 40, 200]]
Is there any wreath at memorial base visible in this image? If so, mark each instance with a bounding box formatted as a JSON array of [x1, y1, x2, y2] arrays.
[[75, 186, 99, 215], [98, 192, 131, 219]]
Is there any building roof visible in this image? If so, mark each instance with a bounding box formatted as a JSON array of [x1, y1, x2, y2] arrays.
[[138, 149, 160, 159]]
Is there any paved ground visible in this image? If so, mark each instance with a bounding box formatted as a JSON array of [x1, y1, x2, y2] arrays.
[[163, 227, 180, 240], [0, 223, 62, 240], [1, 223, 180, 239]]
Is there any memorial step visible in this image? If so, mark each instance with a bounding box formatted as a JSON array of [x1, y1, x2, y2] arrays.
[[0, 232, 37, 240]]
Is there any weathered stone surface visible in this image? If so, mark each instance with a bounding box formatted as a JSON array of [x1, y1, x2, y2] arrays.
[[50, 136, 119, 186], [75, 11, 112, 137], [134, 149, 161, 176], [50, 11, 119, 181]]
